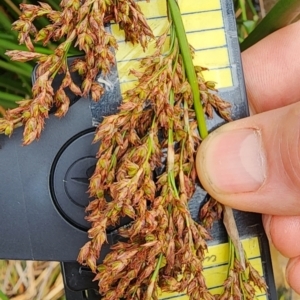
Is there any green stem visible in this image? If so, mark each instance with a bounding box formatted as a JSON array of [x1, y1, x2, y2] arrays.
[[228, 237, 234, 272], [152, 254, 163, 280], [145, 254, 163, 300], [167, 89, 178, 196], [246, 0, 258, 17], [50, 34, 75, 78], [238, 0, 247, 21], [167, 0, 208, 139], [241, 0, 300, 51]]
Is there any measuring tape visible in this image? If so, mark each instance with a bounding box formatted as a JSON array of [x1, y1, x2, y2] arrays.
[[108, 0, 276, 299]]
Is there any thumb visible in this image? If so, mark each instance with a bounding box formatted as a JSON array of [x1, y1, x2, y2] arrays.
[[196, 102, 300, 215]]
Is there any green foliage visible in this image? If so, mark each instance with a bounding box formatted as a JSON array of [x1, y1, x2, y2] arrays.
[[0, 0, 55, 109], [241, 0, 300, 51], [233, 0, 260, 43]]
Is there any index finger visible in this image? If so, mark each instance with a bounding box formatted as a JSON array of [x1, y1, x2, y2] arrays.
[[242, 21, 300, 114]]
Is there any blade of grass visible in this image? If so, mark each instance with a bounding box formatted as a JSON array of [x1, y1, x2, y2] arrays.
[[0, 60, 32, 78], [45, 0, 61, 11], [17, 74, 33, 95], [0, 49, 34, 73], [0, 76, 28, 94], [3, 0, 22, 16], [241, 0, 300, 51], [0, 91, 24, 103], [0, 40, 54, 54], [0, 33, 17, 41], [0, 290, 9, 300], [0, 10, 18, 38]]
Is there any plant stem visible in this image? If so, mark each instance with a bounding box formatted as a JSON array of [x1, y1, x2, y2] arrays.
[[238, 0, 247, 21], [167, 0, 208, 139], [145, 254, 163, 300], [223, 205, 245, 269], [246, 0, 258, 17]]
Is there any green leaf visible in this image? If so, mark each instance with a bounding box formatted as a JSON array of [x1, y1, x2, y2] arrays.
[[0, 289, 10, 300], [241, 0, 300, 51], [0, 60, 32, 78], [0, 76, 28, 94], [0, 10, 17, 38], [0, 91, 24, 102], [243, 20, 257, 34]]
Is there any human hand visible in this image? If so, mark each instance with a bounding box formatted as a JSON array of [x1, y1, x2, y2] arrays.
[[196, 21, 300, 294]]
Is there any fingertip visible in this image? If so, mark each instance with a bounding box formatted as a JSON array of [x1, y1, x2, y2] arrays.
[[242, 21, 300, 114], [286, 256, 300, 295], [265, 216, 300, 258], [195, 125, 266, 209]]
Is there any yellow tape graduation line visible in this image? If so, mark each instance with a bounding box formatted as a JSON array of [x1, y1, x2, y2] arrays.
[[113, 0, 233, 91]]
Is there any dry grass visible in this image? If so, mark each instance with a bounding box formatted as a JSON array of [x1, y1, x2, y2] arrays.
[[0, 261, 65, 300]]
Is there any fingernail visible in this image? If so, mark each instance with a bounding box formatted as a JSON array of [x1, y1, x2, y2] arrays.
[[202, 128, 266, 194]]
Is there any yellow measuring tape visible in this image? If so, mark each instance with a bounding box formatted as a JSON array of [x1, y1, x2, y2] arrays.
[[112, 0, 233, 92]]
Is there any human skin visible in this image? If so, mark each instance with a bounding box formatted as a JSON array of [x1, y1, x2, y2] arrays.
[[196, 21, 300, 294]]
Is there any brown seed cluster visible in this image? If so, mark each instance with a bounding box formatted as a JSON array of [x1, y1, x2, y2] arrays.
[[199, 197, 223, 230], [77, 25, 233, 299], [217, 259, 268, 300], [1, 0, 153, 145]]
